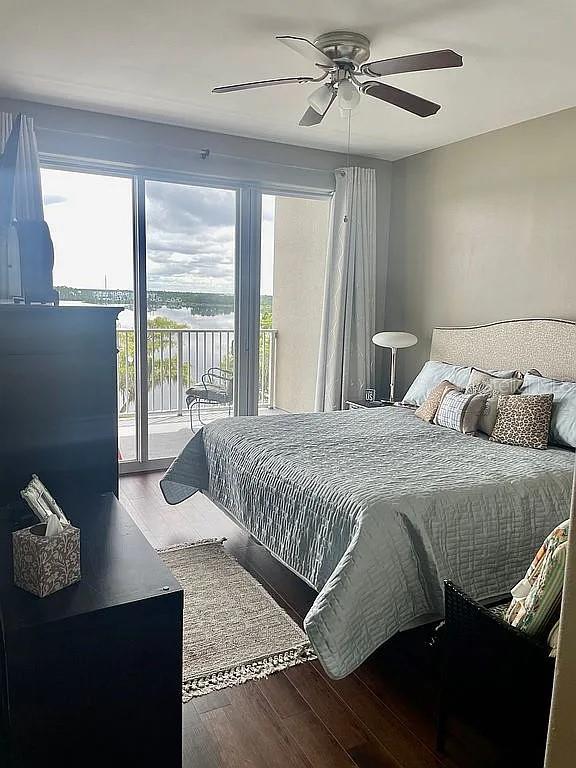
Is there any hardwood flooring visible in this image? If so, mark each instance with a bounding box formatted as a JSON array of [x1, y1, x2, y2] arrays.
[[120, 472, 504, 768]]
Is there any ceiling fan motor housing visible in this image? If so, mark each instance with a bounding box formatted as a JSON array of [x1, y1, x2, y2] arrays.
[[313, 31, 371, 68]]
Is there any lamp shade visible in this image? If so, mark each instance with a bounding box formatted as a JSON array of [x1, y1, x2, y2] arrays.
[[372, 331, 418, 349], [337, 79, 361, 111]]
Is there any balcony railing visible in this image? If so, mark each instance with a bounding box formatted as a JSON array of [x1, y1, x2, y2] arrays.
[[117, 328, 277, 417]]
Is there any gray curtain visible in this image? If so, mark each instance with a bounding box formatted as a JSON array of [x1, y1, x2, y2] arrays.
[[0, 112, 43, 221], [0, 112, 44, 299], [315, 167, 377, 411]]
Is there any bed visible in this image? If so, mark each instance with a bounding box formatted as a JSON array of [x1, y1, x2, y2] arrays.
[[161, 319, 576, 679]]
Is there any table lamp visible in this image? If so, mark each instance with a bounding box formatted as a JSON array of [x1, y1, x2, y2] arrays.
[[372, 331, 418, 403]]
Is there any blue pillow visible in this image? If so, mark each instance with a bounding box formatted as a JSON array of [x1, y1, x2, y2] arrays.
[[520, 373, 576, 448], [402, 361, 471, 406]]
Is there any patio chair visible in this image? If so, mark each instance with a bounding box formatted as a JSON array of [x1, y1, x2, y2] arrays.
[[186, 367, 233, 432]]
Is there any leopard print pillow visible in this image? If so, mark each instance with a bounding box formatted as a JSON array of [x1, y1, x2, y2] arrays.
[[490, 393, 554, 449]]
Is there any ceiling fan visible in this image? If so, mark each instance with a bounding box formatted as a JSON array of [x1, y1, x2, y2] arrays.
[[213, 31, 463, 126]]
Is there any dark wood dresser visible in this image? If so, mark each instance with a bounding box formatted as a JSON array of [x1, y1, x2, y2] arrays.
[[0, 494, 183, 767], [0, 305, 120, 507]]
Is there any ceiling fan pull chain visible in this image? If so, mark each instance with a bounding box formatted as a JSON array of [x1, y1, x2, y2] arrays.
[[343, 110, 351, 224]]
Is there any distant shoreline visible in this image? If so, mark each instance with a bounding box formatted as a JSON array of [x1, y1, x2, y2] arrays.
[[56, 286, 272, 317]]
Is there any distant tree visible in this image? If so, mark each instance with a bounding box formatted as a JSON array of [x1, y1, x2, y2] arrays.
[[117, 311, 275, 413], [219, 308, 274, 402], [260, 309, 272, 330], [117, 316, 187, 412]]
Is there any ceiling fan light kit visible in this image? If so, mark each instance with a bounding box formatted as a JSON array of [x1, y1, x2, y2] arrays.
[[337, 78, 361, 111], [213, 31, 463, 127]]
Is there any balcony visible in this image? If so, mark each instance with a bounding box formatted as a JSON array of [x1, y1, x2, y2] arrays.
[[117, 327, 278, 461]]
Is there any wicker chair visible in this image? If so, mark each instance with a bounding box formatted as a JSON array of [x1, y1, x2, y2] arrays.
[[185, 367, 233, 432]]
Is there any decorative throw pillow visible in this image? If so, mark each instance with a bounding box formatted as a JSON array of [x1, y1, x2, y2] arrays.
[[434, 390, 487, 434], [465, 369, 523, 435], [505, 520, 569, 637], [403, 361, 522, 407], [520, 373, 576, 448], [490, 393, 554, 449], [414, 380, 461, 423]]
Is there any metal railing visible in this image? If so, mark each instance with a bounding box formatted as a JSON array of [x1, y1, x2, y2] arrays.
[[117, 328, 277, 416]]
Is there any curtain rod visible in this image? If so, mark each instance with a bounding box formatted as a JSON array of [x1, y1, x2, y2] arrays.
[[35, 124, 373, 176]]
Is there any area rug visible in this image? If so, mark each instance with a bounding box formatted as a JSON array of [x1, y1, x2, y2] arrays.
[[158, 539, 316, 701]]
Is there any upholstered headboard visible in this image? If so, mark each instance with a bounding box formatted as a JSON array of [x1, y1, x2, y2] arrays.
[[430, 318, 576, 381]]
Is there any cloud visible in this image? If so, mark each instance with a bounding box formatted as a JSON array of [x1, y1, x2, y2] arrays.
[[145, 182, 236, 292], [43, 193, 67, 206], [262, 195, 275, 222]]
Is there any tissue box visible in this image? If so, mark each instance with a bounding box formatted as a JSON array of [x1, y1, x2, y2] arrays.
[[13, 523, 81, 598]]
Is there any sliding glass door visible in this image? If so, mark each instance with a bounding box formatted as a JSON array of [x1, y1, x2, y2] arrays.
[[144, 180, 236, 460], [41, 168, 138, 460], [41, 163, 330, 470]]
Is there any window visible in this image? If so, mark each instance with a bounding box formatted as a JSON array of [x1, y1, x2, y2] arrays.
[[41, 164, 331, 469]]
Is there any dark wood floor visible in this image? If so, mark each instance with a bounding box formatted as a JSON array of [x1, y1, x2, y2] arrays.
[[120, 472, 504, 768]]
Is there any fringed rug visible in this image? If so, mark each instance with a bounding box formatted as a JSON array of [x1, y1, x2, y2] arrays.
[[158, 540, 316, 702]]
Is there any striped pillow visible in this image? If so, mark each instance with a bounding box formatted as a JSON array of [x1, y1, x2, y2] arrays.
[[434, 390, 487, 434], [505, 520, 569, 637]]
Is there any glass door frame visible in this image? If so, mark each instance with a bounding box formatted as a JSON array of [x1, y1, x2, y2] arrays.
[[40, 154, 331, 472], [130, 173, 246, 472]]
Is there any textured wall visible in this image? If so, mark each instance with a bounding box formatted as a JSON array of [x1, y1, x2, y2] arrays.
[[386, 106, 576, 395], [272, 196, 330, 412]]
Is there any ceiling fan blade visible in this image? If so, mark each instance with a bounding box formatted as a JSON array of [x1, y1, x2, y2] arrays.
[[361, 81, 441, 117], [213, 76, 317, 94], [361, 49, 463, 77], [277, 36, 334, 68], [299, 91, 336, 126]]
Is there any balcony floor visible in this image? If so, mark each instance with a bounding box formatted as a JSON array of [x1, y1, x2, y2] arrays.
[[118, 405, 282, 462]]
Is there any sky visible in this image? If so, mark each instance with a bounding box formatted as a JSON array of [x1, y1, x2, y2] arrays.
[[41, 169, 275, 295]]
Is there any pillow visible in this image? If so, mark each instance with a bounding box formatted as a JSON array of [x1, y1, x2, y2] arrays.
[[402, 361, 472, 406], [490, 393, 554, 449], [402, 361, 521, 407], [548, 619, 561, 658], [465, 369, 523, 435], [505, 519, 569, 637], [520, 373, 576, 448], [434, 390, 487, 434], [414, 380, 461, 423]]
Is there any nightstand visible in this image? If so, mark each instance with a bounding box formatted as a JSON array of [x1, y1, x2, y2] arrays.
[[346, 399, 392, 409]]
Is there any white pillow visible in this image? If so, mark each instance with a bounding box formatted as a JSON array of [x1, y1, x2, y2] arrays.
[[402, 361, 471, 406]]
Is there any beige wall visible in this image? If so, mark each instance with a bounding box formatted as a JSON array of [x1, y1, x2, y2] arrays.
[[272, 197, 330, 413], [384, 107, 576, 765], [386, 106, 576, 395]]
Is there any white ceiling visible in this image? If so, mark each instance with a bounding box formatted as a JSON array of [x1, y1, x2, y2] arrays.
[[2, 0, 576, 160]]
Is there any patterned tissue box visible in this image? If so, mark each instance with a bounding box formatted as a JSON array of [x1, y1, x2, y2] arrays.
[[13, 523, 81, 598]]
